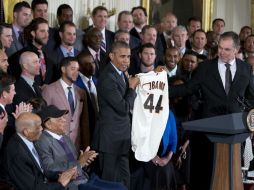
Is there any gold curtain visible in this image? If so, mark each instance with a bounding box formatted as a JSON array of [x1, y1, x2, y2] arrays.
[[4, 0, 22, 23]]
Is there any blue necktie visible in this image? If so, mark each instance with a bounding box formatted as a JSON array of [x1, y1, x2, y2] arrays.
[[67, 86, 75, 114]]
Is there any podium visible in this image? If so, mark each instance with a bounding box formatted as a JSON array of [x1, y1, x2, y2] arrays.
[[182, 112, 250, 190]]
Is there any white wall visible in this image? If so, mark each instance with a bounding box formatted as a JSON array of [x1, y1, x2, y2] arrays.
[[45, 0, 140, 31], [213, 0, 251, 33]]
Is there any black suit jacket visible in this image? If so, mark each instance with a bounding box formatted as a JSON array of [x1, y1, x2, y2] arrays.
[[2, 134, 64, 190], [129, 27, 140, 40], [93, 63, 136, 154], [81, 46, 108, 77], [8, 43, 57, 86], [84, 26, 115, 52], [13, 77, 42, 106], [170, 58, 254, 117]]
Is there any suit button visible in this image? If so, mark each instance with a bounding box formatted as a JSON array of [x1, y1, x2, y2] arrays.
[[71, 119, 73, 122]]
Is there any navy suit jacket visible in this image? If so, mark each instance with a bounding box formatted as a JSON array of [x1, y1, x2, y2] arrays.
[[52, 46, 80, 72], [84, 26, 114, 52], [93, 63, 136, 154]]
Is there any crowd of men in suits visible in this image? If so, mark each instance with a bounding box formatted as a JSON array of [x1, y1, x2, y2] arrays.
[[0, 0, 253, 190]]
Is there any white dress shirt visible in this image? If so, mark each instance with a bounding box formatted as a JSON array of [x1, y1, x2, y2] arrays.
[[60, 79, 76, 106], [218, 58, 236, 88]]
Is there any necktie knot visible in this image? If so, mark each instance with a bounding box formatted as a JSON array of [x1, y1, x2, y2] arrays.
[[225, 63, 231, 69]]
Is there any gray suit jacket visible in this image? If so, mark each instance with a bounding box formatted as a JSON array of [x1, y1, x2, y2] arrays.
[[6, 26, 24, 57], [35, 131, 87, 189]]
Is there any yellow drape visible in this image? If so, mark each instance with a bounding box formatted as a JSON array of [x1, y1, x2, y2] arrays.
[[4, 0, 22, 23]]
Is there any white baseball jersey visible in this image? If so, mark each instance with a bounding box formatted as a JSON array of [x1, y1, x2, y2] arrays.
[[131, 71, 169, 162]]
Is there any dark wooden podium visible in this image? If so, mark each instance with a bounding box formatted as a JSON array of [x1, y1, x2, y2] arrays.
[[183, 112, 250, 190]]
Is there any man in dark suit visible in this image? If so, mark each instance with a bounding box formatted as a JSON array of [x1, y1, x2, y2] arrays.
[[84, 6, 114, 53], [159, 13, 177, 52], [130, 6, 147, 40], [31, 0, 59, 51], [75, 52, 98, 149], [2, 112, 77, 190], [52, 21, 80, 72], [12, 51, 42, 106], [117, 10, 140, 49], [82, 27, 107, 77], [168, 31, 254, 189], [94, 42, 139, 188], [6, 1, 31, 57], [8, 17, 57, 86]]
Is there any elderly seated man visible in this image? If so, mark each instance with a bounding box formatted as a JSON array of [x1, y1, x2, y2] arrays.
[[2, 112, 77, 190], [35, 105, 127, 190]]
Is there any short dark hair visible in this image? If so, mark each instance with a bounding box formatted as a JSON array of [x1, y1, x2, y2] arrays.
[[0, 73, 15, 96], [183, 50, 199, 58], [0, 23, 12, 35], [117, 10, 131, 22], [92, 6, 108, 17], [77, 52, 93, 65], [141, 25, 156, 35], [212, 18, 225, 27], [192, 29, 206, 38], [31, 0, 48, 10], [110, 41, 129, 53], [240, 26, 252, 34], [13, 1, 31, 12], [114, 29, 129, 41], [220, 31, 240, 48], [59, 21, 76, 33], [24, 17, 48, 43], [60, 57, 78, 69], [139, 43, 155, 54], [57, 4, 72, 17], [131, 6, 147, 17], [188, 16, 201, 25]]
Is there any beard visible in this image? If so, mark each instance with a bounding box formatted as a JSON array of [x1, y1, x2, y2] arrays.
[[34, 36, 47, 46]]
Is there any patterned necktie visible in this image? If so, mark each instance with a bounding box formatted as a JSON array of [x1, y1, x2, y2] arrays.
[[225, 63, 232, 94], [38, 50, 46, 81], [67, 86, 75, 114], [101, 33, 106, 52], [57, 137, 76, 162]]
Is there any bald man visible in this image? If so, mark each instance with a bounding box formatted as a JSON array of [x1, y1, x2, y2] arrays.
[[12, 51, 42, 106], [2, 112, 77, 190]]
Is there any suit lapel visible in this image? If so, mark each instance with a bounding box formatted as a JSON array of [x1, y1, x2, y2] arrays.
[[55, 80, 70, 109], [43, 131, 70, 160], [108, 64, 126, 90], [16, 134, 43, 173], [211, 59, 225, 92], [232, 59, 242, 85]]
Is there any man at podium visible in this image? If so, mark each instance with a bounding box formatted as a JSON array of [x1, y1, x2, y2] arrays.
[[167, 31, 254, 189]]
